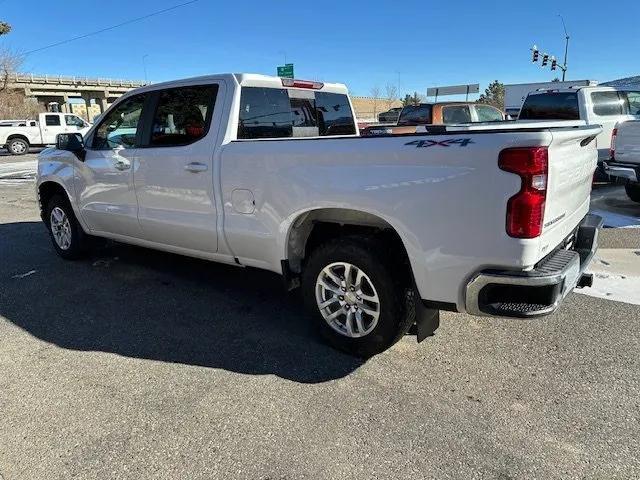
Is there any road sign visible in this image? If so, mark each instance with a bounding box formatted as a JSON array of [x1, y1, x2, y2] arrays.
[[427, 84, 479, 101], [277, 63, 294, 79]]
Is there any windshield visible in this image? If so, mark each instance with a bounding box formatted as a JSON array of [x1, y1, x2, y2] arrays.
[[397, 105, 433, 125]]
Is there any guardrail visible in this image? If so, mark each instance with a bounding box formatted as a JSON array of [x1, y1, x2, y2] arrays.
[[9, 73, 147, 88]]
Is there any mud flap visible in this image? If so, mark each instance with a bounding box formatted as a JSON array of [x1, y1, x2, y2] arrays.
[[414, 301, 440, 343]]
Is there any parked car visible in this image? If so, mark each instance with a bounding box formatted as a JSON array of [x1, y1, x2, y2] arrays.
[[605, 120, 640, 202], [37, 73, 601, 357], [377, 107, 403, 123], [518, 86, 640, 164], [361, 102, 504, 136], [1, 112, 90, 155]]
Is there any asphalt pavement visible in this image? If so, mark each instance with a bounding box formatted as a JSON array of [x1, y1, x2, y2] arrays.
[[0, 154, 639, 479]]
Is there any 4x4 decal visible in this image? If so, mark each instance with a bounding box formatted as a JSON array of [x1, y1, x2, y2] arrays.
[[405, 138, 474, 148]]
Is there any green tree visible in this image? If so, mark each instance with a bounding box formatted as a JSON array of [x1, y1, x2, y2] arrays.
[[0, 22, 11, 36], [477, 80, 505, 110], [402, 92, 423, 107]]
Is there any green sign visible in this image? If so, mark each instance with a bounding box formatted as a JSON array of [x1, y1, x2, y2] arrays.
[[277, 63, 294, 79]]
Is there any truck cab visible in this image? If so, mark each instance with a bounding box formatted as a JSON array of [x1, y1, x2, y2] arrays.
[[519, 86, 640, 162]]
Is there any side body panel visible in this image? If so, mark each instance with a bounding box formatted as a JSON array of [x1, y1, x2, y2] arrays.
[[219, 130, 590, 309]]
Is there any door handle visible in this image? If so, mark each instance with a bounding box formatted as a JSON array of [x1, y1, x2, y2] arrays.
[[184, 162, 208, 173], [114, 158, 131, 170]]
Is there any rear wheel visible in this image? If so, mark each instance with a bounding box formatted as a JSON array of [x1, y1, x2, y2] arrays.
[[625, 183, 640, 203], [7, 137, 29, 155], [302, 235, 414, 357], [45, 194, 90, 259]]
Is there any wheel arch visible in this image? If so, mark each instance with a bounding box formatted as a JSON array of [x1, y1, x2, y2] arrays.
[[284, 207, 415, 280], [6, 133, 30, 143], [38, 181, 73, 223]]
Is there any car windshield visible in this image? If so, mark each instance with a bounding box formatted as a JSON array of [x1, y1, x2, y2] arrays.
[[397, 105, 433, 125]]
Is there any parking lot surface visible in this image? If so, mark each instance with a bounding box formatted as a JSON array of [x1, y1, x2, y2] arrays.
[[1, 154, 639, 479]]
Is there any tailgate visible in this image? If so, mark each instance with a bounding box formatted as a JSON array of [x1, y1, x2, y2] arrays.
[[616, 120, 640, 164], [540, 126, 601, 254]]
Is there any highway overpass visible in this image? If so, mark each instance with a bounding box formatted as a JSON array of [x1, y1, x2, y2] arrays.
[[6, 73, 146, 119]]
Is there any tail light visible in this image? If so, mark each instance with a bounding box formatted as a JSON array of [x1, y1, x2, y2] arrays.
[[498, 147, 548, 239], [610, 127, 617, 160], [281, 78, 324, 89]]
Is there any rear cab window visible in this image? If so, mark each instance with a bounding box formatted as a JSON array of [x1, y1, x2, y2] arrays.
[[397, 105, 433, 126], [237, 87, 356, 140], [519, 92, 580, 120]]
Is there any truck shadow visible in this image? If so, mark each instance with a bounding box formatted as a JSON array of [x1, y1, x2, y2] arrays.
[[0, 221, 363, 383]]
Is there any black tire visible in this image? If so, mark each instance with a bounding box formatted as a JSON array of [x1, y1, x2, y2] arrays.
[[302, 235, 415, 358], [625, 183, 640, 203], [45, 194, 90, 259], [7, 137, 29, 155]]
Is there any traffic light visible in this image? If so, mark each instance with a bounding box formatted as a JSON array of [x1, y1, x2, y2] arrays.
[[551, 56, 557, 70], [532, 45, 539, 62], [541, 53, 549, 67]]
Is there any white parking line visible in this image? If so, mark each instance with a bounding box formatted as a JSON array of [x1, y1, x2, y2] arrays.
[[575, 249, 640, 305]]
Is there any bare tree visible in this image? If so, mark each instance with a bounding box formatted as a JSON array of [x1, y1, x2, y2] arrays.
[[0, 49, 43, 119], [369, 85, 381, 120], [384, 83, 398, 109]]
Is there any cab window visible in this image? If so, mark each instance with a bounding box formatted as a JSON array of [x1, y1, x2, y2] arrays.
[[519, 92, 580, 120], [92, 94, 146, 150], [149, 85, 218, 147], [442, 105, 472, 123], [397, 105, 432, 126], [237, 87, 356, 139], [45, 115, 61, 126], [591, 91, 625, 116], [475, 105, 503, 122], [65, 115, 86, 127]]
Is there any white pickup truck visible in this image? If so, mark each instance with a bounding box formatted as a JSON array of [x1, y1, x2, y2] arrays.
[[519, 86, 640, 170], [606, 120, 640, 202], [1, 112, 90, 155], [36, 73, 602, 357]]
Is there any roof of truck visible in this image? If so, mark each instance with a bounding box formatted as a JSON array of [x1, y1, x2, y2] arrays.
[[126, 73, 349, 96], [527, 85, 639, 95]]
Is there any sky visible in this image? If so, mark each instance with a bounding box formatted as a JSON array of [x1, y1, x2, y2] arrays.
[[1, 0, 638, 101]]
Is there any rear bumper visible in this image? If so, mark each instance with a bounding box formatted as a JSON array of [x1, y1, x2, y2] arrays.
[[465, 214, 603, 318], [603, 161, 639, 183]]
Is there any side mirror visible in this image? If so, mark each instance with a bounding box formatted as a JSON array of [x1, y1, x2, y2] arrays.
[[56, 132, 84, 152]]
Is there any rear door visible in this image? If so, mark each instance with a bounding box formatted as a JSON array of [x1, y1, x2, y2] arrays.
[[40, 114, 66, 144], [133, 83, 222, 253]]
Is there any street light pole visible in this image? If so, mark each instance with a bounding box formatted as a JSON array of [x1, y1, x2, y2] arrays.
[[142, 54, 149, 83], [559, 15, 569, 81]]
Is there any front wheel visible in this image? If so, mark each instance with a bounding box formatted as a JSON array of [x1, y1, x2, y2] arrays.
[[302, 235, 414, 357], [45, 194, 90, 259], [625, 183, 640, 203], [7, 137, 29, 155]]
